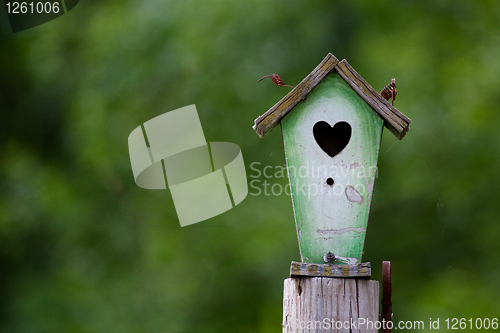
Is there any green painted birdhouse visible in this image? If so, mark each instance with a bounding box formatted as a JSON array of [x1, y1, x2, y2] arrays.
[[253, 53, 410, 265]]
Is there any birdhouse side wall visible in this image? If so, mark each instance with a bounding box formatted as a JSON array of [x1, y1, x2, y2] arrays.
[[281, 72, 383, 264]]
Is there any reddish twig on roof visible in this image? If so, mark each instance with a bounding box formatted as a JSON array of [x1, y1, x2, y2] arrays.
[[257, 74, 294, 89]]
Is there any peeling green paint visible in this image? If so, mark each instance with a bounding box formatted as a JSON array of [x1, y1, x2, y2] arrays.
[[281, 72, 383, 264]]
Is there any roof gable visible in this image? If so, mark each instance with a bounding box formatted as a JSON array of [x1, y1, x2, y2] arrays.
[[253, 53, 411, 140]]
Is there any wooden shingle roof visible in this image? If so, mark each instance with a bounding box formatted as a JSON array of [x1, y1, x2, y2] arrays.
[[253, 53, 411, 140]]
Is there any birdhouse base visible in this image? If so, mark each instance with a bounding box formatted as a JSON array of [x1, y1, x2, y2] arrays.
[[290, 261, 371, 278]]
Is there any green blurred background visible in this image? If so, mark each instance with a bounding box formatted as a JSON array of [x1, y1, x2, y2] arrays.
[[1, 1, 500, 332]]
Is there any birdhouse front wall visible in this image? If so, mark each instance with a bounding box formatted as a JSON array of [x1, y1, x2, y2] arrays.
[[281, 72, 384, 264]]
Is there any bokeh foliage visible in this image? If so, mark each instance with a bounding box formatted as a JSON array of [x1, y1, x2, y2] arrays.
[[1, 1, 500, 332]]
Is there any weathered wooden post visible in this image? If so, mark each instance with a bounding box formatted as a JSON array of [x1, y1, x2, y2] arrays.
[[253, 53, 410, 332]]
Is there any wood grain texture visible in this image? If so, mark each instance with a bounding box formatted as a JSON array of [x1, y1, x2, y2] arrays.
[[253, 53, 340, 138], [335, 60, 410, 140], [290, 261, 371, 278], [282, 277, 379, 332], [253, 53, 411, 140]]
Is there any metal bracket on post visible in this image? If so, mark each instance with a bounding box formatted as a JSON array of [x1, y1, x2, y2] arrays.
[[381, 261, 393, 333]]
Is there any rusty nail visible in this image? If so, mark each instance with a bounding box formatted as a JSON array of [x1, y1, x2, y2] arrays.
[[323, 251, 336, 263], [382, 261, 392, 333]]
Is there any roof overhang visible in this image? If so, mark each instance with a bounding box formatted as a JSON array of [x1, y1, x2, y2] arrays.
[[253, 53, 411, 140]]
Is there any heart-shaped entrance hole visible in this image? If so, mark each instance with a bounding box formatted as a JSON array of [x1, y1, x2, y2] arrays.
[[313, 121, 352, 158]]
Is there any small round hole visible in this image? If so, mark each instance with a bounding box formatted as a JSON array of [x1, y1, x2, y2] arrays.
[[326, 178, 334, 186]]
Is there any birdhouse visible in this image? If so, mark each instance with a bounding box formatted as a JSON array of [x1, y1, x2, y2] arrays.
[[253, 53, 410, 265]]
